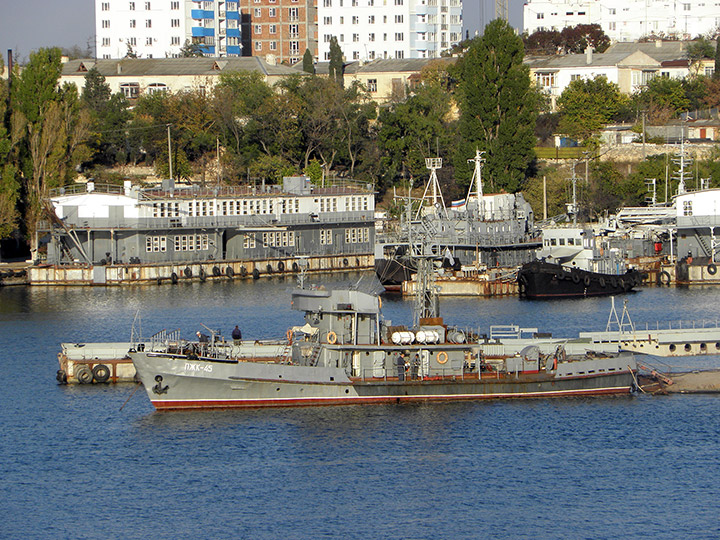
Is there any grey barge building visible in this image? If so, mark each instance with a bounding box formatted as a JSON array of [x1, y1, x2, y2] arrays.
[[34, 177, 376, 285]]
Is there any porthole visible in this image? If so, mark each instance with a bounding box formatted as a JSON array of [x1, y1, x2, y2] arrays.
[[669, 344, 676, 352], [684, 343, 692, 352], [700, 343, 707, 351]]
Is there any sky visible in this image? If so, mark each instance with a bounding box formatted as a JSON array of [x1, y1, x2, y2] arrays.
[[0, 0, 95, 61], [0, 0, 523, 64]]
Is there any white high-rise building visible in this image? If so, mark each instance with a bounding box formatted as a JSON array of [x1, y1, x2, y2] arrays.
[[317, 0, 462, 61], [96, 0, 242, 59], [524, 0, 720, 43]]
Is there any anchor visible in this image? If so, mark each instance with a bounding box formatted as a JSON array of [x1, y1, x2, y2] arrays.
[[152, 374, 169, 395]]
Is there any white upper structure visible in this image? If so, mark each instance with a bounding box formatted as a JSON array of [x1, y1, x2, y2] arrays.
[[95, 0, 242, 59], [317, 0, 462, 61], [523, 0, 720, 42]]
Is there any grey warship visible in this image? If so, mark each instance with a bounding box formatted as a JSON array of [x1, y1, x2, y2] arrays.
[[130, 257, 638, 410]]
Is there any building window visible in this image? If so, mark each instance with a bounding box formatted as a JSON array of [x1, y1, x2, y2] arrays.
[[324, 16, 331, 24], [368, 15, 374, 23], [129, 19, 135, 27], [290, 41, 299, 54], [368, 33, 375, 41], [255, 24, 262, 34], [102, 37, 110, 46], [323, 0, 331, 6], [269, 7, 276, 16], [171, 1, 179, 8], [353, 33, 359, 42], [395, 15, 403, 23], [129, 1, 135, 9], [270, 41, 277, 50], [145, 1, 151, 8], [146, 236, 167, 253], [146, 19, 152, 28], [320, 229, 333, 245], [102, 19, 110, 28], [128, 37, 137, 46], [683, 200, 693, 216], [171, 36, 180, 45], [255, 41, 262, 51], [367, 79, 377, 92], [395, 50, 404, 58], [101, 2, 110, 10], [395, 32, 404, 41], [120, 83, 140, 99], [269, 24, 276, 34], [254, 8, 261, 17], [352, 16, 359, 24], [289, 24, 299, 37], [243, 234, 256, 249], [288, 7, 298, 20], [537, 12, 544, 19], [171, 19, 180, 27]]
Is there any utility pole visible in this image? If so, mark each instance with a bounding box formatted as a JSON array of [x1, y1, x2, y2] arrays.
[[167, 124, 173, 181]]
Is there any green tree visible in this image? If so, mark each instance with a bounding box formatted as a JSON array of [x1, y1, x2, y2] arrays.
[[633, 76, 691, 123], [557, 76, 626, 142], [10, 48, 92, 256], [0, 76, 20, 241], [180, 40, 205, 57], [715, 39, 720, 79], [687, 37, 715, 62], [302, 48, 315, 74], [378, 78, 454, 186], [453, 19, 538, 193], [328, 37, 344, 87]]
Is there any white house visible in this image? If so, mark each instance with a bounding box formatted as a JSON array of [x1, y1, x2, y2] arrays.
[[60, 57, 299, 99], [524, 0, 720, 42], [95, 0, 242, 59], [317, 0, 462, 62]]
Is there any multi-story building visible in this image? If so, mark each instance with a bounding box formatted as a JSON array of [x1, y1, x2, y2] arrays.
[[239, 0, 317, 64], [95, 0, 242, 59], [317, 0, 462, 62], [523, 0, 720, 42]]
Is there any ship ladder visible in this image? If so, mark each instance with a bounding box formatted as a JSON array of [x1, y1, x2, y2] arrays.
[[308, 344, 323, 366]]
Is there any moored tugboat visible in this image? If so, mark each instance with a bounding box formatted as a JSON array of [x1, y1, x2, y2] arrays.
[[518, 227, 644, 299]]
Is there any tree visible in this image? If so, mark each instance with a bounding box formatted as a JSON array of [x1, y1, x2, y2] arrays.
[[715, 39, 720, 79], [687, 37, 715, 63], [453, 19, 539, 193], [560, 24, 610, 53], [302, 48, 315, 74], [180, 39, 204, 57], [125, 43, 140, 58], [523, 29, 563, 55], [328, 37, 344, 87], [633, 76, 691, 123], [557, 76, 626, 142]]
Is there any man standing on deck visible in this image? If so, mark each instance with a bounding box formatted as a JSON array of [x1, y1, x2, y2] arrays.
[[232, 325, 242, 344]]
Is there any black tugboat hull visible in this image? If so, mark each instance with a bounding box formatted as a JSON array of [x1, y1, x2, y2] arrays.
[[518, 261, 643, 299]]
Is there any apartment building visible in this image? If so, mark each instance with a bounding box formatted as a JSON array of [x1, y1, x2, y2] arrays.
[[524, 0, 720, 42], [239, 0, 317, 64], [95, 0, 242, 59], [317, 0, 462, 61]]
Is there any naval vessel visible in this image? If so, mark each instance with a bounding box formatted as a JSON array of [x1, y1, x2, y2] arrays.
[[130, 259, 638, 409]]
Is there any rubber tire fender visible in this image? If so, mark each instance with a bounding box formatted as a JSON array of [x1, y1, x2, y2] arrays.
[[92, 364, 111, 383], [226, 266, 234, 278], [76, 365, 93, 384], [184, 266, 192, 278], [212, 265, 221, 277]]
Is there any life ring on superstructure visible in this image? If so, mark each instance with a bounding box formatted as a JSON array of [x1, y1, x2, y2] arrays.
[[436, 351, 449, 364], [326, 331, 337, 344], [286, 329, 293, 343]]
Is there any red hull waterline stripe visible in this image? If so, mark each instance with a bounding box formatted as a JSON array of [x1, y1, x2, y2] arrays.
[[152, 386, 633, 410]]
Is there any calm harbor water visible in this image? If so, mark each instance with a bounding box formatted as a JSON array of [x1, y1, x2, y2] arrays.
[[1, 276, 720, 539]]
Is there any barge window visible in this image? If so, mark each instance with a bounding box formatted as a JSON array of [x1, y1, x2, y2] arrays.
[[243, 234, 256, 249], [320, 229, 333, 245], [146, 235, 167, 252]]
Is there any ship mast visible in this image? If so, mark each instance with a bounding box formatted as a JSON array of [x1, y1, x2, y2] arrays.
[[466, 149, 485, 214], [415, 157, 447, 220]]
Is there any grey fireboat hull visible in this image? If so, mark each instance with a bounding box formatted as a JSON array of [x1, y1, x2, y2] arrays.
[[131, 351, 636, 410]]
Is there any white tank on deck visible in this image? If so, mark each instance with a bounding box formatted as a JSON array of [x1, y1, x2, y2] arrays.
[[415, 330, 440, 344], [391, 331, 415, 345]]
